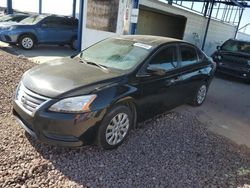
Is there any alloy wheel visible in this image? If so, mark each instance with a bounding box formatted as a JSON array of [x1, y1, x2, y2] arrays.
[[197, 85, 207, 104], [22, 37, 33, 49], [105, 113, 130, 145]]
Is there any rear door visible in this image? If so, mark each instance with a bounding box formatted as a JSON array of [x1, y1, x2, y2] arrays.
[[177, 44, 210, 98]]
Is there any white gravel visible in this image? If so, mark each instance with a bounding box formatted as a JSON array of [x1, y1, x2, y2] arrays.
[[0, 50, 250, 188]]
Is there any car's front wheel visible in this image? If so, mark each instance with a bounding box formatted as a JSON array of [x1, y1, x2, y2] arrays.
[[19, 35, 35, 50], [97, 105, 132, 150], [189, 84, 208, 106]]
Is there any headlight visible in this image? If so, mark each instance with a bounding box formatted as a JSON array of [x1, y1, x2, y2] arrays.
[[49, 95, 97, 113], [8, 26, 17, 30], [247, 60, 250, 66]]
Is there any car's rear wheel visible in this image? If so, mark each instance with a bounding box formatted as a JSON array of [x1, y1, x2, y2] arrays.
[[19, 35, 35, 50], [189, 84, 208, 106], [70, 37, 77, 51], [97, 105, 132, 150]]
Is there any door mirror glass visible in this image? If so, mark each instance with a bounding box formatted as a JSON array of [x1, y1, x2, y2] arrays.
[[41, 23, 48, 28], [147, 65, 166, 76], [217, 45, 221, 50]]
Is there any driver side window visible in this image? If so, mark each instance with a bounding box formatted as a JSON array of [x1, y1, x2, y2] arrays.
[[149, 46, 178, 71]]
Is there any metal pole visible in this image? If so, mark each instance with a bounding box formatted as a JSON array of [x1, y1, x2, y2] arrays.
[[39, 0, 42, 14], [72, 0, 77, 18], [77, 0, 84, 51], [202, 0, 215, 51], [203, 1, 209, 17], [7, 0, 13, 14], [130, 0, 140, 35], [234, 8, 244, 38]]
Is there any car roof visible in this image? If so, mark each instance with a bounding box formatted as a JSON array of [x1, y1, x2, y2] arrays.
[[114, 35, 183, 47]]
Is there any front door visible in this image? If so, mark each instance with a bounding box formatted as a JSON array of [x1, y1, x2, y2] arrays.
[[36, 16, 72, 44], [137, 45, 183, 117]]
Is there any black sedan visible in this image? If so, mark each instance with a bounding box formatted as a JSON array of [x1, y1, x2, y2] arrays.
[[212, 39, 250, 84], [13, 35, 215, 149]]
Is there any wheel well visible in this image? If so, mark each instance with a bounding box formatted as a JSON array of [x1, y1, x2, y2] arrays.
[[18, 33, 38, 44], [114, 98, 138, 129]]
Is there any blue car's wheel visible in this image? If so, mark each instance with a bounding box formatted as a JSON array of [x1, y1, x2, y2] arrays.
[[19, 35, 35, 50], [70, 37, 77, 51]]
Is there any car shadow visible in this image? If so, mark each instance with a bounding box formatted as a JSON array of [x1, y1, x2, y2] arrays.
[[26, 111, 250, 187], [0, 42, 76, 59], [215, 72, 248, 85]]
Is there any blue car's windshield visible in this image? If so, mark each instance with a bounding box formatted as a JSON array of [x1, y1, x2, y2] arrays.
[[20, 15, 46, 24], [0, 15, 13, 22], [79, 38, 153, 71]]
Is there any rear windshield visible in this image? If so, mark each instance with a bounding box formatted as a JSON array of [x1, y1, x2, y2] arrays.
[[221, 40, 250, 54]]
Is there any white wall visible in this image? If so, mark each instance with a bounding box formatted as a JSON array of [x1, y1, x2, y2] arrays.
[[237, 32, 250, 42], [140, 0, 236, 55], [81, 0, 129, 49]]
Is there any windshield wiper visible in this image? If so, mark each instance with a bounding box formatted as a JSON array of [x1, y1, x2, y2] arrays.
[[76, 56, 109, 72], [85, 61, 109, 71]]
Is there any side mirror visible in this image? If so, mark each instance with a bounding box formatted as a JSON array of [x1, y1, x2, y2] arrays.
[[216, 45, 221, 50], [147, 65, 166, 76], [41, 23, 48, 28]]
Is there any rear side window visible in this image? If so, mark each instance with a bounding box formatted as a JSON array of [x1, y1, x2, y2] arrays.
[[150, 46, 178, 71], [180, 45, 198, 67], [43, 17, 68, 27]]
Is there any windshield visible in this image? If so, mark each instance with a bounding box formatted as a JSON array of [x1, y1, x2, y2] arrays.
[[79, 38, 153, 71], [221, 40, 250, 54], [20, 15, 46, 24], [0, 15, 13, 22]]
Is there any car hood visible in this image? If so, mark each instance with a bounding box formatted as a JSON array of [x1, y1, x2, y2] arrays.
[[22, 58, 123, 98], [0, 22, 24, 29]]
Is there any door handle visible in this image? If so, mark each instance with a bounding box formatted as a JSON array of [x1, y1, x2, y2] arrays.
[[165, 77, 180, 86]]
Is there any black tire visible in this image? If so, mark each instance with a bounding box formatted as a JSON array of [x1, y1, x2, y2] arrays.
[[70, 37, 77, 51], [18, 34, 35, 50], [97, 105, 133, 150], [189, 83, 208, 106]]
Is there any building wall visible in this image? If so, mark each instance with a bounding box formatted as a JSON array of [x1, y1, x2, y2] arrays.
[[81, 0, 130, 49], [140, 0, 237, 55], [237, 32, 250, 42]]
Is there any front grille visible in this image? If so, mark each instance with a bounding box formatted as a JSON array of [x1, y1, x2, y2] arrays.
[[15, 83, 50, 116], [222, 55, 249, 68]]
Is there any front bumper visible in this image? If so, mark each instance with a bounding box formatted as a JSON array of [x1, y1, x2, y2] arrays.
[[216, 63, 250, 80], [0, 32, 18, 43], [13, 101, 106, 147]]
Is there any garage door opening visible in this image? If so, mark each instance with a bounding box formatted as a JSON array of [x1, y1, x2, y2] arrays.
[[136, 6, 187, 40]]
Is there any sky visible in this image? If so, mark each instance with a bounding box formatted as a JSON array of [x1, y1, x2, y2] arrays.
[[0, 0, 249, 34]]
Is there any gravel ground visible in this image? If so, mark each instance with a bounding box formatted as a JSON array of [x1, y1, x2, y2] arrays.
[[0, 49, 250, 188]]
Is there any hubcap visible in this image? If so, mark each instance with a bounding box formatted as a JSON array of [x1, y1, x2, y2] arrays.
[[22, 37, 33, 49], [105, 113, 130, 145], [197, 85, 207, 104]]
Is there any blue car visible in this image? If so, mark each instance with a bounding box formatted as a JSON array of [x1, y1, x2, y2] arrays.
[[0, 15, 78, 50]]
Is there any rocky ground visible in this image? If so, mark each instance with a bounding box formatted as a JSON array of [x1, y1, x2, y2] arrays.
[[0, 49, 250, 188]]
